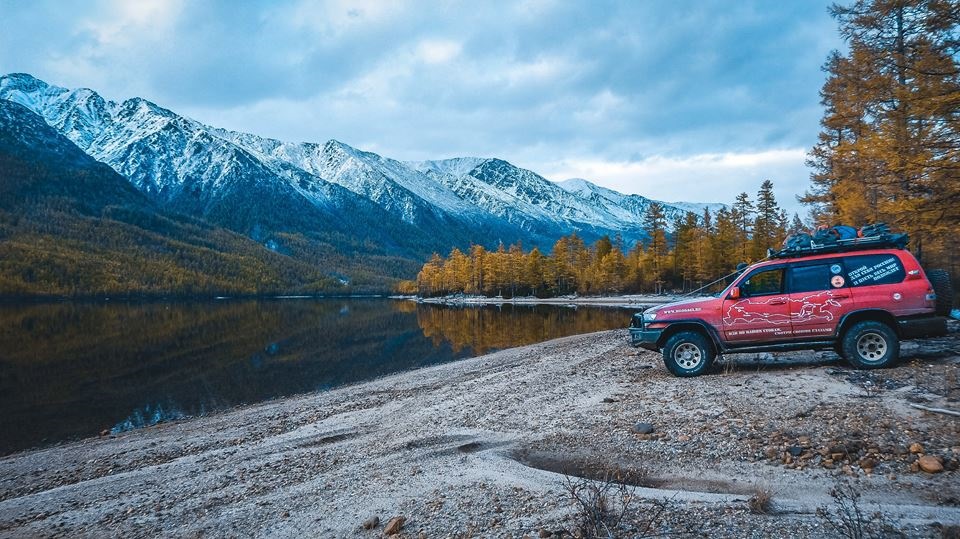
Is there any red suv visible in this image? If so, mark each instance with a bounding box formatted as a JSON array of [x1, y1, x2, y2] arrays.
[[630, 247, 951, 376]]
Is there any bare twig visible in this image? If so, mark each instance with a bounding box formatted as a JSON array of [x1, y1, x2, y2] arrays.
[[908, 403, 960, 418]]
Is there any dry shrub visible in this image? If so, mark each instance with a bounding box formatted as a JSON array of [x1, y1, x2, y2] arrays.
[[560, 466, 685, 539], [748, 487, 774, 514], [815, 480, 906, 539]]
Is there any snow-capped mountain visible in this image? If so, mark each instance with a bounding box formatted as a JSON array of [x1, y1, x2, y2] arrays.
[[412, 159, 643, 237], [0, 73, 457, 249], [0, 73, 725, 256], [556, 178, 727, 224], [0, 99, 369, 294]]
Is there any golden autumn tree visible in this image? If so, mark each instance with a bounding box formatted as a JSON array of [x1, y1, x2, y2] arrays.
[[804, 0, 960, 275]]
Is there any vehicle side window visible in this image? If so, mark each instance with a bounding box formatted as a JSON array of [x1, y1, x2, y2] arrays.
[[845, 254, 905, 287], [789, 263, 844, 293], [741, 268, 783, 297]]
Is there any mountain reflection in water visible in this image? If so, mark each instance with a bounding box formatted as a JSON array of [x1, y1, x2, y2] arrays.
[[0, 298, 630, 455]]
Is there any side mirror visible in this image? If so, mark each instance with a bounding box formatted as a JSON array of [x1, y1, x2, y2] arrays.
[[729, 287, 741, 299]]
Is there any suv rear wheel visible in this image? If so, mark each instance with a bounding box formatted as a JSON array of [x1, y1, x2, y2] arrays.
[[841, 321, 899, 369], [663, 331, 714, 377]]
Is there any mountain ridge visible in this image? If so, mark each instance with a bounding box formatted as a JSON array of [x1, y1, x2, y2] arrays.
[[0, 72, 729, 293]]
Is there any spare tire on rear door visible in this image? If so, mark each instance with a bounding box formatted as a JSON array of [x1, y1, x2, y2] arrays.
[[927, 269, 954, 316]]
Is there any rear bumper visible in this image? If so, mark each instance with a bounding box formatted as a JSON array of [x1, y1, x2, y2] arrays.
[[629, 327, 662, 351], [898, 316, 948, 339]]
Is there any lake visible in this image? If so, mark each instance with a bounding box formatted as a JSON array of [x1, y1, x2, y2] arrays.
[[0, 298, 635, 456]]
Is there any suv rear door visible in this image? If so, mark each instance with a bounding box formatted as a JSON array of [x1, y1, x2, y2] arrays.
[[786, 258, 854, 339], [845, 252, 923, 316]]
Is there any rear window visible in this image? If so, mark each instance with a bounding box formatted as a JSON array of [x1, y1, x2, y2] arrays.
[[845, 254, 905, 287], [789, 263, 844, 293]]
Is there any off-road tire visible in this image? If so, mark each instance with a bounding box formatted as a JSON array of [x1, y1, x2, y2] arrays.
[[841, 321, 899, 369], [927, 269, 954, 316], [663, 331, 715, 377]]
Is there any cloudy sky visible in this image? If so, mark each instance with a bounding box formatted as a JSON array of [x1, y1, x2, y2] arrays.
[[0, 0, 842, 214]]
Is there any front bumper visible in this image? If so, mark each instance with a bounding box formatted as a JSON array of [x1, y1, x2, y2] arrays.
[[629, 327, 662, 351]]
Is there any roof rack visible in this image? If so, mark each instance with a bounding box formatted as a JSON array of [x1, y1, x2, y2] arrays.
[[768, 232, 909, 260]]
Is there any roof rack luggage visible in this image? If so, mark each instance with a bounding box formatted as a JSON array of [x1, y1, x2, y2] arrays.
[[769, 228, 909, 260]]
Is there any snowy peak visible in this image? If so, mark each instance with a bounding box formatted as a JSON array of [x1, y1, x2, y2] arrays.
[[663, 200, 728, 216], [0, 74, 116, 151], [408, 157, 489, 178], [0, 72, 727, 255], [556, 178, 595, 196], [0, 73, 51, 99], [557, 178, 624, 204]]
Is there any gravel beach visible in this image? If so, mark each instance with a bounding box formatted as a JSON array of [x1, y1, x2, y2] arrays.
[[1, 326, 959, 538]]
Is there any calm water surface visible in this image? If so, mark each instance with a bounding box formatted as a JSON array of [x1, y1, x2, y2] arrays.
[[0, 298, 632, 455]]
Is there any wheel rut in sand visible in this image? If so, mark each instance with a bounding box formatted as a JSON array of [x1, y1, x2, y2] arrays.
[[511, 448, 757, 496]]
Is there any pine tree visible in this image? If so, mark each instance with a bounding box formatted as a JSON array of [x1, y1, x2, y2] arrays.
[[710, 208, 737, 287], [695, 208, 714, 285], [752, 180, 787, 259], [787, 213, 807, 235], [642, 202, 668, 293], [550, 236, 572, 295], [469, 244, 487, 294], [731, 192, 754, 262], [524, 247, 546, 296]]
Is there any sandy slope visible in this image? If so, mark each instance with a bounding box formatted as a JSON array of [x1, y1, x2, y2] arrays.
[[1, 329, 958, 538]]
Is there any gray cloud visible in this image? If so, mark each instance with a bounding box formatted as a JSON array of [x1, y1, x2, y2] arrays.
[[0, 0, 842, 213]]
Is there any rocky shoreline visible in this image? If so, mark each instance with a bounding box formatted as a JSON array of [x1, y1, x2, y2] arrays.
[[1, 326, 959, 537]]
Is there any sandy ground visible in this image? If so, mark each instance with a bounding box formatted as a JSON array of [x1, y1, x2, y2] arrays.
[[1, 326, 959, 538]]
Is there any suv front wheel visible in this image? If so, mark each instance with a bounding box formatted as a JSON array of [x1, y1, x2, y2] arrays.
[[663, 331, 715, 377], [841, 321, 900, 369]]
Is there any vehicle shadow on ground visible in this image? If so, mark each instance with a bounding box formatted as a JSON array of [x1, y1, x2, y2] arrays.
[[711, 351, 841, 375], [711, 340, 959, 376]]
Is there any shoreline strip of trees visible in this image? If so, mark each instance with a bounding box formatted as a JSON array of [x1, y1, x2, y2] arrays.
[[411, 180, 797, 298]]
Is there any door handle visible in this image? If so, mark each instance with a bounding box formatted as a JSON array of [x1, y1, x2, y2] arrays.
[[832, 294, 850, 299], [768, 298, 787, 305]]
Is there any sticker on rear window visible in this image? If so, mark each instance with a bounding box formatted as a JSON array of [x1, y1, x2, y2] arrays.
[[831, 275, 845, 288], [848, 256, 903, 286], [830, 264, 842, 275]]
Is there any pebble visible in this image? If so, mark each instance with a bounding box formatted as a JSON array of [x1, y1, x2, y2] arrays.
[[384, 516, 405, 535], [633, 422, 654, 434], [918, 455, 943, 474]]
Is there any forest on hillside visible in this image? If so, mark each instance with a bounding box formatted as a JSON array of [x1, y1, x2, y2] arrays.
[[0, 157, 414, 298], [413, 0, 960, 299]]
